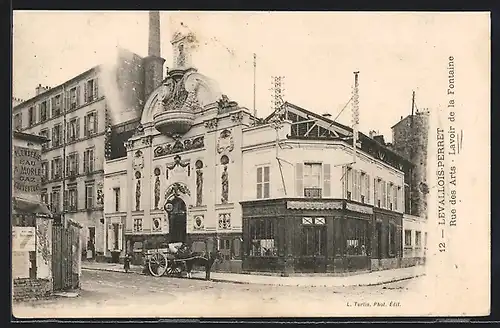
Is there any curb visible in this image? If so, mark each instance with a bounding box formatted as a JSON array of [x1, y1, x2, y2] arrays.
[[82, 267, 424, 287]]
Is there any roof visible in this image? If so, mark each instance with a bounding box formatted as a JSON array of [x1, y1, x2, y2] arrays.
[[12, 197, 52, 217], [269, 102, 413, 167], [13, 131, 49, 144]]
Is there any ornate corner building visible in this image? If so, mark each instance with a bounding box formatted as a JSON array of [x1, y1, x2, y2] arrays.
[[101, 12, 425, 275]]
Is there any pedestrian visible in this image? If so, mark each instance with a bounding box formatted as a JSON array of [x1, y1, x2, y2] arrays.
[[124, 252, 132, 273]]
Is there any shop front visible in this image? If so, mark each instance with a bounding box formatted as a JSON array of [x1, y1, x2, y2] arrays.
[[241, 198, 376, 275]]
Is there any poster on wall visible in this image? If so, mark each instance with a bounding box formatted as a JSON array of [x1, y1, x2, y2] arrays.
[[12, 227, 36, 252], [12, 251, 30, 279], [13, 146, 42, 195]]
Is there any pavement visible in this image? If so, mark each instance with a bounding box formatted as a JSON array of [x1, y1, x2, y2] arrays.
[[81, 261, 425, 287]]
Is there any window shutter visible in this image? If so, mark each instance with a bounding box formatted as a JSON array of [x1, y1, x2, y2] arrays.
[[366, 174, 371, 203], [46, 99, 51, 118], [63, 190, 68, 210], [65, 156, 70, 176], [59, 126, 63, 144], [90, 150, 94, 171], [84, 151, 88, 172], [107, 224, 114, 251], [94, 78, 99, 99], [118, 223, 123, 250], [374, 178, 378, 205], [76, 153, 79, 174], [323, 163, 331, 197], [94, 113, 98, 133], [65, 91, 70, 110], [84, 115, 88, 137], [84, 81, 88, 103], [76, 118, 80, 139], [295, 163, 303, 197], [76, 86, 81, 106]]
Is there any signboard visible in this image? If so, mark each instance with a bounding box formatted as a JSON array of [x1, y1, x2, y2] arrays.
[[13, 146, 42, 194], [12, 227, 36, 252]]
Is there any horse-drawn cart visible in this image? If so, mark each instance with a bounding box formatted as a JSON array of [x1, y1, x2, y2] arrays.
[[143, 242, 222, 279]]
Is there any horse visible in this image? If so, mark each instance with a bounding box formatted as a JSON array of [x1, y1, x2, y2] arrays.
[[178, 250, 224, 280]]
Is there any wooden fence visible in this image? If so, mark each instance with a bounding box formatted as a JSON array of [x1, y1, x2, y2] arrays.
[[52, 222, 82, 291]]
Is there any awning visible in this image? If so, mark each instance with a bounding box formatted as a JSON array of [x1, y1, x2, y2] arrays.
[[12, 197, 52, 217]]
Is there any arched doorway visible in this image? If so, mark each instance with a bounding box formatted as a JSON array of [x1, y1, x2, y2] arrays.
[[166, 197, 187, 243]]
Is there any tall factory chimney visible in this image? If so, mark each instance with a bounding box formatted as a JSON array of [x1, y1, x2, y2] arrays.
[[144, 11, 166, 99]]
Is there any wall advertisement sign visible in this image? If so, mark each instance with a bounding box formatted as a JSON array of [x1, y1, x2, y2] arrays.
[[13, 146, 42, 194]]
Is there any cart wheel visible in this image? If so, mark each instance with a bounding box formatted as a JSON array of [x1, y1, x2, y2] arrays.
[[166, 261, 183, 276], [148, 252, 168, 277]]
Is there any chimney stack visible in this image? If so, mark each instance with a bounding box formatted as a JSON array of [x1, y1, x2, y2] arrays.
[[144, 11, 166, 100], [35, 84, 50, 96]]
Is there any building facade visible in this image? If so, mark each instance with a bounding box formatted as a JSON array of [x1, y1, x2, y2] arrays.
[[103, 20, 414, 274], [12, 48, 145, 260]]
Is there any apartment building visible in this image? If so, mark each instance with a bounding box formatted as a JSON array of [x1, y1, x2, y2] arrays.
[[12, 48, 145, 260]]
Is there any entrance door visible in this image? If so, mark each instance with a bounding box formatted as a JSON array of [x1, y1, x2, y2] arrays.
[[300, 225, 327, 273], [167, 197, 187, 243]]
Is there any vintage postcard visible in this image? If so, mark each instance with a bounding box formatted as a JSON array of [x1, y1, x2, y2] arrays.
[[11, 11, 490, 319]]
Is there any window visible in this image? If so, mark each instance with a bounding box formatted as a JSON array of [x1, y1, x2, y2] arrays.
[[13, 113, 22, 130], [67, 118, 80, 142], [415, 231, 422, 248], [218, 238, 241, 260], [256, 166, 270, 199], [85, 78, 98, 102], [84, 111, 98, 136], [85, 184, 94, 209], [249, 218, 277, 257], [304, 163, 322, 198], [69, 87, 78, 109], [51, 188, 61, 213], [28, 107, 35, 126], [41, 161, 49, 182], [40, 101, 48, 122], [404, 229, 412, 247], [345, 219, 368, 256], [51, 157, 62, 180], [65, 187, 78, 212], [52, 124, 62, 147], [41, 190, 48, 205], [344, 166, 353, 200], [113, 188, 120, 212], [52, 94, 62, 116], [39, 129, 49, 150], [84, 148, 95, 174], [381, 180, 387, 208], [388, 224, 396, 256], [66, 152, 79, 177], [133, 218, 143, 232]]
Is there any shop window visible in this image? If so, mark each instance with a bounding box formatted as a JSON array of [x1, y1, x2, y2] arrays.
[[249, 218, 277, 257], [404, 229, 412, 247], [344, 219, 368, 256], [302, 223, 326, 256]]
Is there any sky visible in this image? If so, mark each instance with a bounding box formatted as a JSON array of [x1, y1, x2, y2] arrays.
[[12, 11, 489, 141]]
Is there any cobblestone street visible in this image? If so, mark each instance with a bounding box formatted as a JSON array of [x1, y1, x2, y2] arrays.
[[13, 269, 432, 318]]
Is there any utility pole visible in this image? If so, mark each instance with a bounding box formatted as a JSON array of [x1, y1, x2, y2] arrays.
[[253, 53, 257, 118], [409, 90, 415, 215], [352, 71, 360, 165], [270, 75, 287, 196]]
